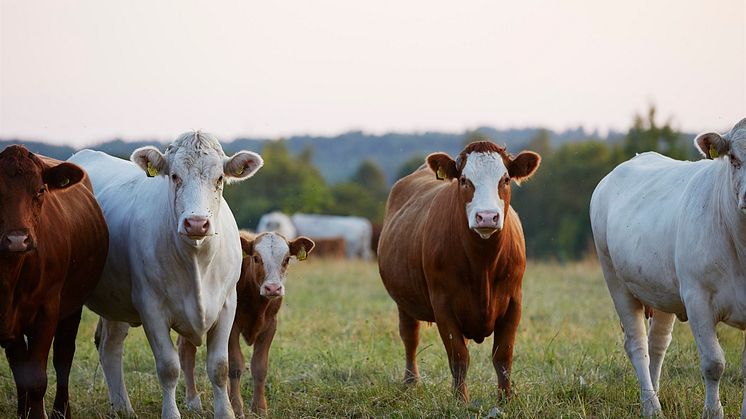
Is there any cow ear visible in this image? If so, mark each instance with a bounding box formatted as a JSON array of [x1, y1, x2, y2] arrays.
[[43, 162, 85, 190], [240, 235, 254, 258], [695, 132, 729, 159], [426, 153, 458, 180], [289, 236, 315, 261], [225, 151, 264, 183], [508, 151, 541, 185], [131, 146, 168, 177]]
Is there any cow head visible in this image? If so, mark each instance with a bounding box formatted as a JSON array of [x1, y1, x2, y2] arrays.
[[0, 145, 84, 254], [427, 141, 540, 239], [130, 132, 263, 244], [241, 232, 315, 298], [696, 118, 746, 214]]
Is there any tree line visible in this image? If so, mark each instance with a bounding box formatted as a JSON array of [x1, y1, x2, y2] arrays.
[[224, 107, 698, 261]]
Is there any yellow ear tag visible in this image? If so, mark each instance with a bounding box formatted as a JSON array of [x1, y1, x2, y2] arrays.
[[146, 162, 158, 177], [709, 145, 719, 159], [436, 167, 446, 180], [297, 246, 307, 261], [58, 178, 69, 187], [242, 250, 249, 258], [235, 165, 244, 176]]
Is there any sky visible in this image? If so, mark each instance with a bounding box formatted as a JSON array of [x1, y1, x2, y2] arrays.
[[1, 1, 744, 147]]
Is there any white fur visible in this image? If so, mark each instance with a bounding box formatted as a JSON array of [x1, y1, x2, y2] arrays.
[[590, 119, 746, 419], [461, 151, 508, 236], [257, 211, 297, 239], [69, 133, 261, 419], [254, 233, 291, 297], [290, 213, 373, 260]]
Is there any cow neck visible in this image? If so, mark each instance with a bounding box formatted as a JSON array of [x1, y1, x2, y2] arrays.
[[712, 161, 746, 263]]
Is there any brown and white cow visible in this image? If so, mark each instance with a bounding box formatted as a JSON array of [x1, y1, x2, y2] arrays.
[[0, 145, 108, 419], [178, 231, 314, 417], [378, 141, 540, 401]]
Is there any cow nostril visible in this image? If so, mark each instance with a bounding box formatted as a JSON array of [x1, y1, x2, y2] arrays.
[[476, 214, 483, 222], [493, 214, 498, 222], [202, 219, 210, 233]]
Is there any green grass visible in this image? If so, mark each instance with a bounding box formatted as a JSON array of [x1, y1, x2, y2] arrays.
[[1, 259, 744, 418]]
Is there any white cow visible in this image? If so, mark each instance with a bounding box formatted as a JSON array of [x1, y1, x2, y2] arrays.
[[590, 118, 746, 418], [256, 211, 297, 239], [70, 132, 263, 419], [291, 213, 373, 260]]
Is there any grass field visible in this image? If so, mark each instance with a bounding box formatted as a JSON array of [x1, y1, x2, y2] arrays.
[[1, 259, 744, 418]]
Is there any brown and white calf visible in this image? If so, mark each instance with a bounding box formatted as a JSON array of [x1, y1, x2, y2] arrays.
[[378, 141, 540, 402], [178, 231, 314, 417]]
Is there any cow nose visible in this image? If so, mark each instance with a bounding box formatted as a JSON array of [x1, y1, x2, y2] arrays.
[[262, 283, 283, 297], [184, 217, 210, 236], [475, 211, 499, 228], [2, 229, 31, 252]]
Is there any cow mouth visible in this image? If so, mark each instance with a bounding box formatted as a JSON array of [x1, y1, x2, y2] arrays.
[[473, 227, 499, 239]]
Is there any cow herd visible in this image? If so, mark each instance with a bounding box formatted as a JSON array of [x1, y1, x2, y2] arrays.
[[0, 119, 745, 418]]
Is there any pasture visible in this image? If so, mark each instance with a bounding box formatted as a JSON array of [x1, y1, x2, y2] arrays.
[[1, 259, 743, 418]]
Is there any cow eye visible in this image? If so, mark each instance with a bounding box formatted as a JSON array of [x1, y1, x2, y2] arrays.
[[171, 174, 180, 183], [216, 176, 224, 186], [253, 255, 261, 264], [459, 177, 466, 186], [283, 256, 290, 265], [35, 186, 46, 198]]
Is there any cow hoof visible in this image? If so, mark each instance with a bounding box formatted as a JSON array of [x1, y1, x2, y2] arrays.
[[114, 408, 138, 419], [641, 393, 662, 418], [185, 395, 203, 413], [702, 404, 724, 419]]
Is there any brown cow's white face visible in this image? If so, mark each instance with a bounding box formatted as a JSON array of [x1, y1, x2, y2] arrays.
[[242, 233, 315, 298], [427, 142, 541, 239], [131, 132, 263, 245], [696, 119, 746, 214]]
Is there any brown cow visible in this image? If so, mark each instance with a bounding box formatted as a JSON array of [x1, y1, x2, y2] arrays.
[[178, 231, 314, 417], [0, 145, 108, 419], [310, 236, 346, 259], [378, 141, 540, 402]]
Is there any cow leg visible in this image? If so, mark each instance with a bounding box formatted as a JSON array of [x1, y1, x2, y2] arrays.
[[685, 296, 725, 419], [140, 315, 181, 419], [741, 333, 746, 419], [228, 324, 246, 418], [206, 295, 237, 419], [177, 336, 202, 412], [397, 307, 421, 384], [250, 318, 277, 416], [96, 318, 135, 417], [51, 308, 83, 419], [435, 320, 469, 401], [647, 310, 675, 393], [492, 298, 521, 400]]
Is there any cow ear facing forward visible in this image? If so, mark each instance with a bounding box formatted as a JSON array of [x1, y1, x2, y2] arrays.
[[695, 132, 729, 159], [225, 151, 264, 183], [508, 151, 541, 185], [426, 153, 459, 181], [131, 146, 168, 177], [43, 162, 85, 190], [289, 236, 315, 261], [240, 235, 254, 258]]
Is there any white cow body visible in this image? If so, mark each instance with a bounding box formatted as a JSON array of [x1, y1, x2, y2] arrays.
[[70, 132, 263, 419], [291, 213, 373, 260], [257, 211, 297, 239], [590, 118, 746, 418]]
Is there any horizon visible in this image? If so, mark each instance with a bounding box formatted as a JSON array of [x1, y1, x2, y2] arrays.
[[2, 1, 744, 147]]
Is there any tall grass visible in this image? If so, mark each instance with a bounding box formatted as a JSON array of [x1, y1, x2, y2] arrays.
[[1, 259, 743, 417]]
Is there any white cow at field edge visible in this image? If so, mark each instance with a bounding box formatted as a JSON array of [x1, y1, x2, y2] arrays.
[[69, 132, 263, 419], [590, 118, 746, 418], [291, 213, 373, 260], [257, 211, 297, 239]]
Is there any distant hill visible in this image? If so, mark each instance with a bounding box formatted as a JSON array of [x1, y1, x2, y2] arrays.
[[1, 127, 626, 185]]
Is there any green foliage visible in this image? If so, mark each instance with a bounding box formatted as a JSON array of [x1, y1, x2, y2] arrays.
[[622, 106, 690, 160], [396, 155, 426, 180], [224, 140, 333, 228], [327, 159, 388, 223]]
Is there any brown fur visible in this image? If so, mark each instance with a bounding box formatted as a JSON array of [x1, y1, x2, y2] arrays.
[[311, 236, 346, 259], [0, 145, 109, 419], [378, 142, 539, 402]]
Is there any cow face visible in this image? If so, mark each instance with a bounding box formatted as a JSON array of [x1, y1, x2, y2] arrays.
[[696, 118, 746, 214], [427, 142, 540, 239], [0, 146, 84, 254], [241, 232, 314, 298], [130, 132, 263, 244]]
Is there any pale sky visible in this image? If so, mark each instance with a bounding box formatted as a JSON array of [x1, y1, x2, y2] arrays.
[[1, 1, 744, 147]]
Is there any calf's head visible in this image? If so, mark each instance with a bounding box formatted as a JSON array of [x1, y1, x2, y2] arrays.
[[241, 232, 314, 298], [130, 132, 263, 243], [0, 145, 84, 254], [696, 118, 746, 214], [427, 141, 540, 239]]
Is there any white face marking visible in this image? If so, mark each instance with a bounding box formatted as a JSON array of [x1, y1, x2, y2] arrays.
[[729, 134, 746, 213], [254, 233, 291, 297], [461, 152, 508, 237], [170, 149, 226, 240]]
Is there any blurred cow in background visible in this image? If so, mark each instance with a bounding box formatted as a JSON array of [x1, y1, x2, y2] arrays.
[[256, 211, 296, 239], [291, 213, 373, 260]]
